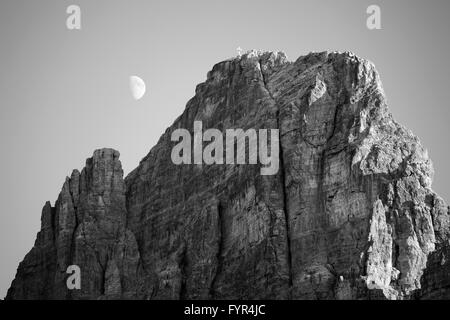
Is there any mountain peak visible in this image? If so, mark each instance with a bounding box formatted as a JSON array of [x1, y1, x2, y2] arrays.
[[7, 51, 450, 300]]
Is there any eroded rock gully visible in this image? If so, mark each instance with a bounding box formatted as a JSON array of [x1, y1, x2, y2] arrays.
[[6, 51, 450, 300]]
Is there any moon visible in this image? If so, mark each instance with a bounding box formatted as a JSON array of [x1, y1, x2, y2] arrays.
[[129, 75, 146, 100]]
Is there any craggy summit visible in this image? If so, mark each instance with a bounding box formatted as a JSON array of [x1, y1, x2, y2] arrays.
[[7, 51, 450, 300]]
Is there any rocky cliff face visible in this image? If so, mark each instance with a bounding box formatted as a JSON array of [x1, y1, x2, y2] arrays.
[[6, 51, 450, 300], [7, 149, 142, 299]]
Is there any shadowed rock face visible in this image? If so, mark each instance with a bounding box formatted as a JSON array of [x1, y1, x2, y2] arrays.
[[6, 51, 450, 300], [6, 149, 142, 299]]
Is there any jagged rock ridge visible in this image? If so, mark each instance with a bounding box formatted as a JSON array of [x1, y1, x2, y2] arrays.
[[6, 50, 450, 299]]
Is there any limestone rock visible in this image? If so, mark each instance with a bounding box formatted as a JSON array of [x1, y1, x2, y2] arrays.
[[6, 149, 142, 299], [6, 51, 450, 299], [416, 241, 450, 299]]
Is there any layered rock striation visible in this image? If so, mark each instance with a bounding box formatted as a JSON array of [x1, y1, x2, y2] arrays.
[[6, 51, 450, 299]]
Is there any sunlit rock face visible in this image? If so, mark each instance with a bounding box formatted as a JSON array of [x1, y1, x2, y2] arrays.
[[6, 51, 450, 300]]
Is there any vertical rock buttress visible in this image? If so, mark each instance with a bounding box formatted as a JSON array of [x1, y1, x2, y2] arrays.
[[7, 149, 142, 299]]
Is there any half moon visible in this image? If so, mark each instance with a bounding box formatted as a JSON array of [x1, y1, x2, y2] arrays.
[[129, 75, 146, 100]]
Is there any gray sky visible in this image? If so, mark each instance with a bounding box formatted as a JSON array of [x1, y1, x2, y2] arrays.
[[1, 0, 449, 298]]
